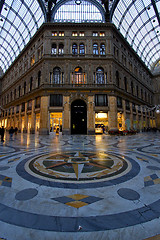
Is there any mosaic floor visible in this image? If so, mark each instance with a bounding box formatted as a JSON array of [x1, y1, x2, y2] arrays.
[[0, 132, 160, 240]]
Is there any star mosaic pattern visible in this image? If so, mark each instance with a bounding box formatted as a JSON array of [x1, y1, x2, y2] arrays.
[[52, 194, 103, 208], [0, 174, 12, 187], [144, 174, 160, 187]]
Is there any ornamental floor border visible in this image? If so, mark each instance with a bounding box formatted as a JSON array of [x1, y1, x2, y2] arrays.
[[0, 132, 160, 240]]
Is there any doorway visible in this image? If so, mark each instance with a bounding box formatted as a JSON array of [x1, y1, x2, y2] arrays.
[[71, 99, 87, 134]]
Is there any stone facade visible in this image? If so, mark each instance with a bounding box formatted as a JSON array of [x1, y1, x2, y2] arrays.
[[0, 22, 158, 134]]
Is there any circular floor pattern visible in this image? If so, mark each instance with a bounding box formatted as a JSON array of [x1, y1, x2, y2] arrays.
[[16, 151, 140, 188]]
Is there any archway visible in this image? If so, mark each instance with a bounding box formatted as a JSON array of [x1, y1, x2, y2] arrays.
[[71, 99, 87, 134]]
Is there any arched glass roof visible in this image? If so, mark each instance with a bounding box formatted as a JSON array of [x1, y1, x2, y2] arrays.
[[111, 0, 160, 70], [0, 0, 45, 73]]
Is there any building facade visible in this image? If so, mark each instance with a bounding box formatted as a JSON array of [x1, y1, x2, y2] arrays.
[[0, 22, 158, 135]]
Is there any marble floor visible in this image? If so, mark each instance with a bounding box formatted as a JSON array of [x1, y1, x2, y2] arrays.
[[0, 132, 160, 240]]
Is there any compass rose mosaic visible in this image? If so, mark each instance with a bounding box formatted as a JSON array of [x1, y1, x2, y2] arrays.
[[25, 151, 131, 182]]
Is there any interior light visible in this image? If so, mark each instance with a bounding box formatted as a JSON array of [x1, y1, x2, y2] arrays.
[[156, 109, 160, 114]]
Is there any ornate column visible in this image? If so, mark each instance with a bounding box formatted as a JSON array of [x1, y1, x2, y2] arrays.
[[23, 102, 28, 133], [108, 95, 118, 131], [62, 95, 70, 135], [122, 99, 126, 130], [30, 99, 35, 134], [39, 96, 49, 135], [87, 95, 95, 135]]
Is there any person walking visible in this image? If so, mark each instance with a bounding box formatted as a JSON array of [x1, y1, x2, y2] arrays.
[[9, 127, 14, 140], [1, 126, 5, 142]]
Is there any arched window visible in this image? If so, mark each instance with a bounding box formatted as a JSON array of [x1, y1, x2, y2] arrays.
[[72, 67, 86, 85], [93, 43, 98, 55], [95, 67, 104, 84], [38, 71, 41, 87], [72, 43, 78, 55], [59, 43, 64, 55], [79, 43, 85, 55], [116, 71, 120, 87], [100, 43, 105, 55], [51, 43, 57, 55], [53, 67, 63, 84]]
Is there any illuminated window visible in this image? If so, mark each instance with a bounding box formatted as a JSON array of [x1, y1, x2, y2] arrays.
[[59, 32, 64, 36], [79, 43, 85, 55], [72, 67, 86, 85], [100, 43, 105, 55], [52, 32, 57, 36], [100, 32, 105, 37], [79, 32, 84, 36], [72, 43, 78, 55], [93, 43, 98, 55], [72, 32, 78, 36], [59, 44, 64, 55], [93, 32, 98, 36], [51, 43, 57, 55], [31, 55, 35, 66]]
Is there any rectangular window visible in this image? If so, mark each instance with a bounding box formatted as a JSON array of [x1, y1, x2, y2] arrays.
[[95, 94, 108, 106], [59, 31, 64, 36], [72, 31, 78, 36], [117, 97, 122, 108], [27, 100, 32, 111], [16, 105, 19, 113], [79, 32, 84, 36], [52, 31, 57, 36], [100, 32, 105, 36], [50, 94, 63, 107], [35, 97, 40, 108], [21, 102, 25, 112], [93, 32, 98, 36], [125, 100, 130, 110]]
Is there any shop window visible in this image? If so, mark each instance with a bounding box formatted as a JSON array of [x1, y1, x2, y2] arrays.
[[93, 43, 98, 55], [38, 71, 41, 87], [95, 67, 105, 84], [95, 94, 108, 106], [72, 67, 86, 85], [50, 94, 63, 107], [51, 43, 57, 55], [59, 43, 64, 55], [100, 43, 105, 55], [117, 97, 122, 108], [53, 67, 63, 84], [35, 97, 40, 108], [116, 71, 120, 87], [125, 100, 130, 110], [72, 43, 78, 55], [79, 43, 85, 55]]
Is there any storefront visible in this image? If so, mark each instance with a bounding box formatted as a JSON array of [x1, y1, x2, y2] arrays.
[[50, 112, 62, 133], [95, 112, 108, 133]]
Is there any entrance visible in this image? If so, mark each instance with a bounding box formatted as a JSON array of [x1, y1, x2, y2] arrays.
[[71, 99, 87, 134]]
